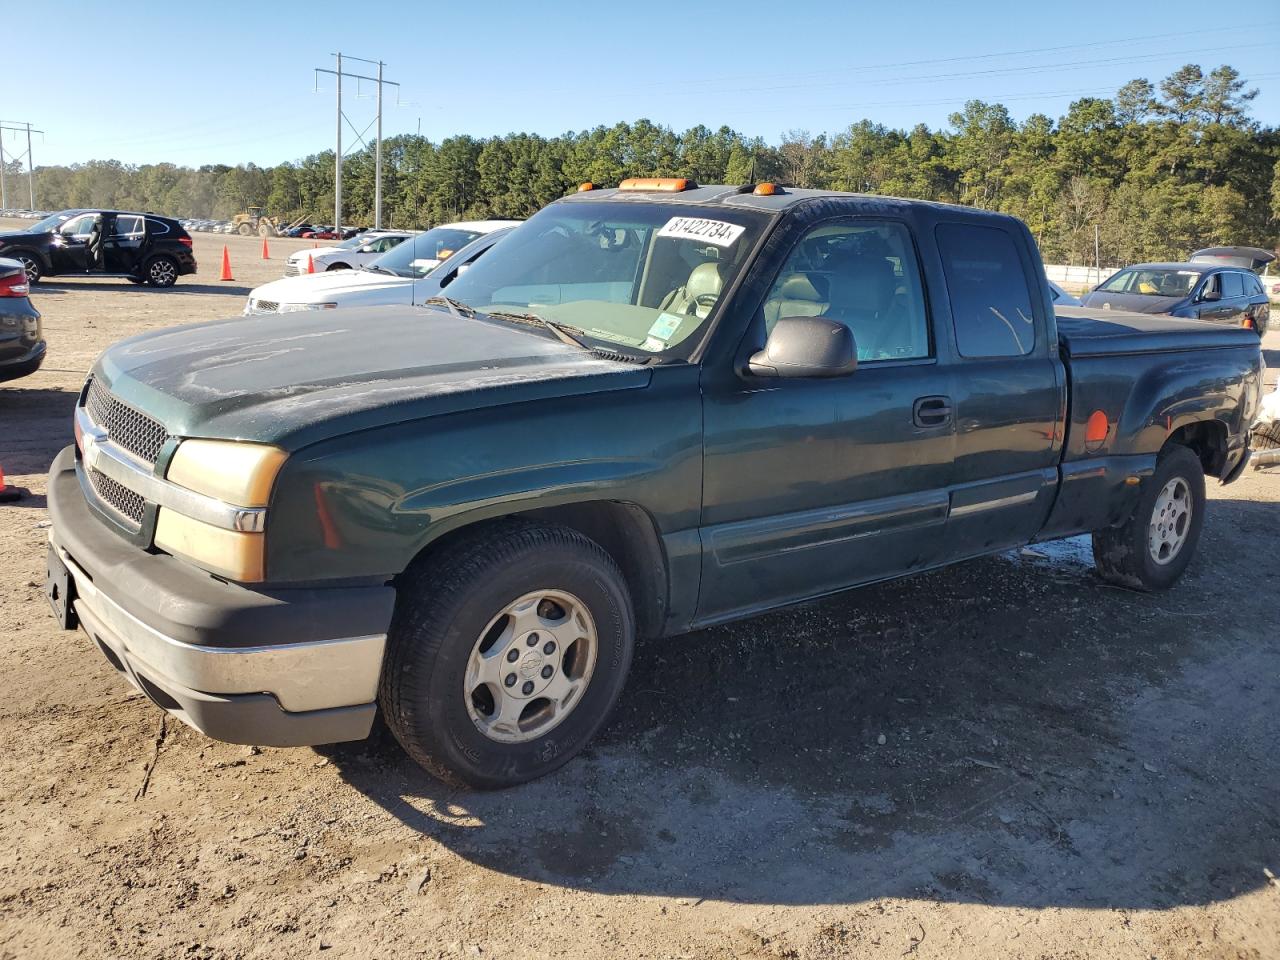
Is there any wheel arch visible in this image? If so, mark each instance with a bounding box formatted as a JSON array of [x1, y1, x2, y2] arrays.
[[8, 247, 50, 271], [1163, 419, 1228, 478], [398, 499, 671, 640]]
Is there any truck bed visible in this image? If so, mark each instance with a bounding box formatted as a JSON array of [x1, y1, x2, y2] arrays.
[[1055, 306, 1258, 357]]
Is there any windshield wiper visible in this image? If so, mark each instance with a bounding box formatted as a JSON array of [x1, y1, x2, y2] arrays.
[[484, 310, 591, 350], [362, 263, 395, 276], [423, 295, 476, 319]]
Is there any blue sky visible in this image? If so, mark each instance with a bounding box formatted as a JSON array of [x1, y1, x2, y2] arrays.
[[14, 0, 1280, 169]]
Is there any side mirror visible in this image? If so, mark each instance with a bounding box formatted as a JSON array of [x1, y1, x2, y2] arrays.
[[748, 316, 858, 378]]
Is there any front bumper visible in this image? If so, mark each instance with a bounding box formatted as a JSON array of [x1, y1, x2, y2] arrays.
[[47, 446, 395, 746]]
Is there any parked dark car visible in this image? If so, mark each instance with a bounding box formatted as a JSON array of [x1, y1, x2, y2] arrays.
[[0, 257, 44, 383], [1080, 262, 1271, 335], [46, 182, 1262, 788], [0, 210, 198, 286]]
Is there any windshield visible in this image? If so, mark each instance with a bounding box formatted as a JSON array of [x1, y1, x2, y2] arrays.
[[335, 235, 368, 250], [1098, 268, 1201, 297], [442, 200, 769, 356], [30, 210, 79, 233], [367, 226, 484, 278]]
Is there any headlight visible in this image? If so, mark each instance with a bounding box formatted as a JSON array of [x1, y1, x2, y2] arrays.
[[278, 302, 338, 312], [154, 440, 288, 581]]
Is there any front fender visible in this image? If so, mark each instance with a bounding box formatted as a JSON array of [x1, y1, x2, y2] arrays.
[[263, 368, 703, 583]]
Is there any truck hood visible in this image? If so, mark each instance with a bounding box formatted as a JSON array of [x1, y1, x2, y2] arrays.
[[1078, 291, 1186, 315], [93, 305, 648, 450], [249, 269, 413, 306]]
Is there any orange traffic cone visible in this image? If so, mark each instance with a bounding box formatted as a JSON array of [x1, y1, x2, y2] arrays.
[[306, 254, 315, 274], [261, 237, 270, 260], [0, 463, 23, 503], [219, 246, 234, 281]]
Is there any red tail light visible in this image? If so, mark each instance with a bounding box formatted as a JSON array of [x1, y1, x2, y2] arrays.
[[178, 236, 193, 247], [0, 272, 29, 298]]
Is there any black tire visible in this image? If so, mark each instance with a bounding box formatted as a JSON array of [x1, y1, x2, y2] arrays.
[[1092, 444, 1205, 591], [14, 253, 41, 284], [326, 262, 350, 271], [379, 519, 635, 789], [143, 255, 179, 287]]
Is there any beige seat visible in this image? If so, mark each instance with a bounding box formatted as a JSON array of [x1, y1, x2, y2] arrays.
[[659, 261, 728, 320], [764, 274, 829, 330]]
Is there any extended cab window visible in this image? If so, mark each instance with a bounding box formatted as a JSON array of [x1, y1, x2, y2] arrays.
[[764, 220, 930, 362], [937, 223, 1035, 358]]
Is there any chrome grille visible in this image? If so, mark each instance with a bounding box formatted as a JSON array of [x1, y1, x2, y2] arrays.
[[84, 378, 168, 465], [88, 467, 145, 525]]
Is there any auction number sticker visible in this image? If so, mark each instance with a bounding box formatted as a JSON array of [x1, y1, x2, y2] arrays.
[[657, 216, 745, 248]]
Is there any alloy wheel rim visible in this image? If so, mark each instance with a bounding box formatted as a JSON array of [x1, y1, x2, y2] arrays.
[[1148, 476, 1192, 565], [463, 589, 597, 744], [151, 260, 175, 284], [19, 256, 38, 282]]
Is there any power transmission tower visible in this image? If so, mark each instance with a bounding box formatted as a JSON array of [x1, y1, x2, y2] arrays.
[[313, 54, 400, 231], [0, 121, 44, 211]]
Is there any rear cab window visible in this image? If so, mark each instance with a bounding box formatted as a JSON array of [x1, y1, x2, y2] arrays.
[[936, 223, 1036, 358], [1221, 272, 1245, 298]]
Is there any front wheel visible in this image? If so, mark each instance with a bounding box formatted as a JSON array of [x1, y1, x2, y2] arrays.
[[326, 262, 350, 271], [1093, 444, 1205, 591], [144, 255, 178, 287], [15, 254, 41, 284], [379, 519, 635, 789]]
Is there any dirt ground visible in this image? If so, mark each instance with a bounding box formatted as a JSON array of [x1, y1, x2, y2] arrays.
[[1, 220, 1278, 960]]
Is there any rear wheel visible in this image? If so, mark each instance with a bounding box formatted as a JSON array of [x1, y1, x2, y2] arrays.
[[1093, 444, 1205, 591], [237, 223, 254, 236], [379, 519, 635, 789], [144, 255, 179, 287]]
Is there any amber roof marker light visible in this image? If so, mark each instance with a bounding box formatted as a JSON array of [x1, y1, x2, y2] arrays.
[[618, 177, 695, 192], [753, 182, 783, 196], [577, 182, 596, 192]]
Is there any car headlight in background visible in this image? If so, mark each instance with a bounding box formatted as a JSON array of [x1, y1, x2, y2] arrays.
[[278, 302, 338, 312], [154, 439, 288, 582]]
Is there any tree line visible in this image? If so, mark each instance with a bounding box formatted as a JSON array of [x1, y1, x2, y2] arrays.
[[21, 64, 1280, 266]]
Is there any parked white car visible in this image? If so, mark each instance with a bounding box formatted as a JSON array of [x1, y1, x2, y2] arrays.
[[245, 223, 518, 315], [283, 231, 417, 276]]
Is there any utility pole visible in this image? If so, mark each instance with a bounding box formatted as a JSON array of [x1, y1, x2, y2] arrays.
[[335, 52, 342, 234], [1094, 224, 1101, 286], [375, 60, 383, 230], [0, 121, 44, 211], [314, 55, 399, 232]]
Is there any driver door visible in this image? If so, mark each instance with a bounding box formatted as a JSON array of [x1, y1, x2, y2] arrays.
[[697, 215, 955, 624], [50, 213, 96, 273]]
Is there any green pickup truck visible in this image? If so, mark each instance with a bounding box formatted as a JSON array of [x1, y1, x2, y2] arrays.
[[46, 180, 1264, 788]]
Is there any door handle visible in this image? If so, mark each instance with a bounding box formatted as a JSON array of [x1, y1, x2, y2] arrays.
[[913, 395, 953, 427]]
